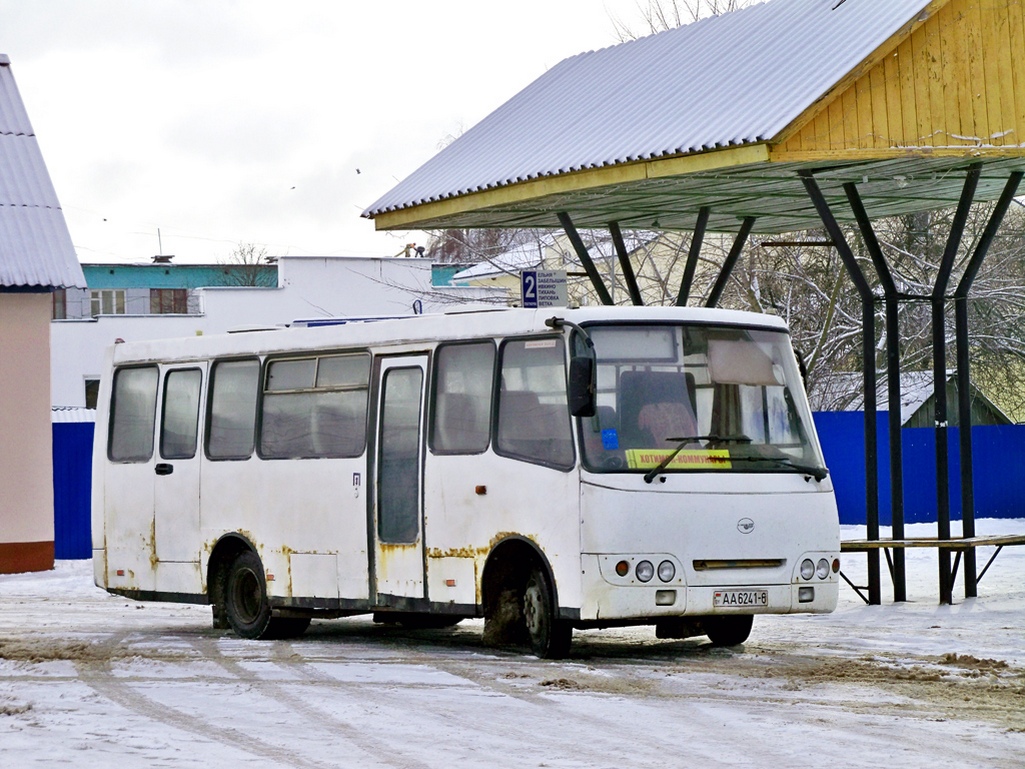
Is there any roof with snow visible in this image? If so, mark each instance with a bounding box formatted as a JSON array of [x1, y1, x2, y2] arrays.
[[812, 371, 1011, 426], [365, 0, 1025, 235], [0, 55, 84, 289]]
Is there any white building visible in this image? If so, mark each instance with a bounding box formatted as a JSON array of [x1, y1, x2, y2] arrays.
[[51, 255, 502, 408]]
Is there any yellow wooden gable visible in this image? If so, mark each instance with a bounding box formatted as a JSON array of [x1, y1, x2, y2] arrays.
[[775, 0, 1025, 160]]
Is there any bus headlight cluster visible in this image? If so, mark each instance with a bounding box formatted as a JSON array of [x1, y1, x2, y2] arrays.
[[614, 558, 678, 583], [799, 557, 832, 581]]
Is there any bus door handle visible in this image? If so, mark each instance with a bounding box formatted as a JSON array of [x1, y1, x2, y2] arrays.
[[155, 463, 174, 476]]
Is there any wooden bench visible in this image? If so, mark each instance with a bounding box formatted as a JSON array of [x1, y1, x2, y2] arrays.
[[839, 533, 1025, 604]]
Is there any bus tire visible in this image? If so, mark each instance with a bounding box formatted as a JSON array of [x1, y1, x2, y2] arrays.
[[225, 550, 274, 639], [705, 614, 753, 646], [523, 566, 571, 659]]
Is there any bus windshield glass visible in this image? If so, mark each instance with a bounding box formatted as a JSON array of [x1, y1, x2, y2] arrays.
[[577, 323, 825, 477]]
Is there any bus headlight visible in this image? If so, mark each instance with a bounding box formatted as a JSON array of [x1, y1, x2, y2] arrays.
[[800, 559, 815, 580], [657, 560, 676, 582], [636, 560, 654, 583], [816, 558, 830, 580]]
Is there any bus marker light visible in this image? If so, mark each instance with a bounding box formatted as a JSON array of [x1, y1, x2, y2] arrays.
[[446, 579, 456, 587], [266, 573, 275, 582], [116, 569, 125, 577], [475, 485, 487, 495], [615, 560, 629, 577], [655, 590, 676, 606]]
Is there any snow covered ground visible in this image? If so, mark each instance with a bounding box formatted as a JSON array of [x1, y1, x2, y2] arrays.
[[2, 520, 1024, 768]]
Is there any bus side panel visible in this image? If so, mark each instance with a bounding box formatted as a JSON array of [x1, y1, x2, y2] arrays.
[[91, 349, 115, 590], [423, 453, 581, 610], [201, 455, 369, 601]]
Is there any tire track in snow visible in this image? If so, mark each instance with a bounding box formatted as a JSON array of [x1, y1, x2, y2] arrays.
[[190, 634, 434, 769], [70, 630, 342, 769]]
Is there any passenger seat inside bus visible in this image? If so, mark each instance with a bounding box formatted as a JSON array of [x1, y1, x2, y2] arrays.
[[619, 371, 697, 447], [498, 390, 573, 466], [434, 392, 480, 452]]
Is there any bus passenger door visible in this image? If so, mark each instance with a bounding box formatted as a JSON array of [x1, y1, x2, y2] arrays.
[[153, 364, 206, 577], [371, 355, 427, 602]]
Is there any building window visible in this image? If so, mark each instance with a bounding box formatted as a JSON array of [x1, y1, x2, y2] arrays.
[[52, 289, 66, 320], [91, 289, 126, 317], [84, 379, 100, 409], [150, 288, 188, 314]]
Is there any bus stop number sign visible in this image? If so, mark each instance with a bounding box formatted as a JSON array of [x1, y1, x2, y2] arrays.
[[521, 270, 568, 308]]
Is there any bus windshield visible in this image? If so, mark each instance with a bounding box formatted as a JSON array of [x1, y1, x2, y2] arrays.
[[577, 323, 825, 477]]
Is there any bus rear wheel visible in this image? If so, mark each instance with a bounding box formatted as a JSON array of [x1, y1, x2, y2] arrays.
[[225, 550, 309, 640], [523, 567, 571, 659], [705, 614, 753, 647]]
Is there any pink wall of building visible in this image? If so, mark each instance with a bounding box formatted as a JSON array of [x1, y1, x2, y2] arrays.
[[0, 292, 54, 572]]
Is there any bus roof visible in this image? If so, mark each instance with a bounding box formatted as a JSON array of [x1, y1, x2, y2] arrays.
[[108, 306, 790, 365]]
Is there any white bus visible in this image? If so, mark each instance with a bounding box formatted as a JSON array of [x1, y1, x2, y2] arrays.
[[92, 306, 840, 658]]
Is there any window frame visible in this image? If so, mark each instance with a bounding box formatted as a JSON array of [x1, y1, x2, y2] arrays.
[[429, 339, 496, 456], [205, 357, 261, 461], [257, 350, 372, 460], [107, 365, 159, 463], [493, 334, 575, 472], [159, 367, 203, 460]]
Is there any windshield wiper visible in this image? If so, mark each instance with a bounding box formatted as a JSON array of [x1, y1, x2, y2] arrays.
[[642, 434, 751, 484], [731, 455, 829, 481]]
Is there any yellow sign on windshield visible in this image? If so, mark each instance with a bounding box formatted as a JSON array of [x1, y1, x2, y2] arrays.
[[625, 449, 732, 470]]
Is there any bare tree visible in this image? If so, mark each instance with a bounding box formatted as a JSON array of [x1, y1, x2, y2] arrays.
[[611, 0, 755, 40], [221, 242, 276, 287]]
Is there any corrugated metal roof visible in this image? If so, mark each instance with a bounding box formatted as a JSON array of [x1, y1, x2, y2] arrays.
[[51, 406, 96, 423], [0, 55, 85, 289], [364, 0, 932, 219]]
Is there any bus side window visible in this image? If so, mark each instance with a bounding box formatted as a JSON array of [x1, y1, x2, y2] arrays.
[[160, 368, 202, 460], [207, 359, 260, 460], [495, 337, 574, 470], [431, 341, 495, 454], [260, 353, 370, 459], [108, 366, 159, 462]]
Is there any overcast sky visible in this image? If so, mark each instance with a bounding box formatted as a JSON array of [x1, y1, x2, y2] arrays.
[[2, 1, 661, 264]]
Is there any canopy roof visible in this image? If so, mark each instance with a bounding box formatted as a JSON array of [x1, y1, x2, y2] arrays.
[[364, 0, 1025, 235], [0, 55, 84, 289]]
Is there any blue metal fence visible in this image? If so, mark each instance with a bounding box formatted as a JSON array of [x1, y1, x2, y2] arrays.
[[49, 412, 1024, 558], [813, 411, 1025, 525], [52, 420, 94, 559]]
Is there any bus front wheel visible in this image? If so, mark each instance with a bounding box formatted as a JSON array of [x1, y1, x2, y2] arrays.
[[705, 614, 753, 647], [523, 567, 571, 659], [225, 550, 309, 640]]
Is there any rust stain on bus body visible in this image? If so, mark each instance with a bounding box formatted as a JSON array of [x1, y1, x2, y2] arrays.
[[425, 531, 537, 561]]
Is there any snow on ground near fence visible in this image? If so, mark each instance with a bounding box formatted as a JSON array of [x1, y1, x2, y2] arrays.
[[2, 520, 1024, 768]]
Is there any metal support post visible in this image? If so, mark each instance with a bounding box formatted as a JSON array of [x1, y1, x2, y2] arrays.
[[931, 163, 980, 605], [676, 207, 709, 306], [952, 171, 1023, 598], [557, 212, 614, 306], [608, 221, 643, 306], [800, 171, 881, 605], [845, 182, 907, 602], [705, 217, 756, 308]]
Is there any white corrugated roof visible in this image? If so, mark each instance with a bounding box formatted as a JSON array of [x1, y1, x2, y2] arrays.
[[0, 55, 85, 289], [364, 0, 932, 219]]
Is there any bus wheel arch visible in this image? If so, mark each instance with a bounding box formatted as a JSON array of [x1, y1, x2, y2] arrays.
[[207, 534, 255, 630], [481, 537, 570, 658], [207, 535, 310, 641]]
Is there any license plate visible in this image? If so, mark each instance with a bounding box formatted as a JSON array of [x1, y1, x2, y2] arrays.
[[714, 589, 768, 608]]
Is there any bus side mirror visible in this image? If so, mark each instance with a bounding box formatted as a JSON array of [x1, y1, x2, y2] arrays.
[[568, 356, 596, 418]]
